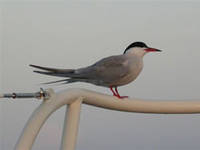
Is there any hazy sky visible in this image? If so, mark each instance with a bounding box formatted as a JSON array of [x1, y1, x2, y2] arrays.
[[1, 1, 200, 150]]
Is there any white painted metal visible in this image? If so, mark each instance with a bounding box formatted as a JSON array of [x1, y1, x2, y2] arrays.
[[15, 88, 200, 150], [60, 99, 82, 150], [15, 89, 56, 150]]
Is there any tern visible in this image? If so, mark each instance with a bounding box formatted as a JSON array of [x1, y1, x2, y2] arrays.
[[30, 42, 162, 99]]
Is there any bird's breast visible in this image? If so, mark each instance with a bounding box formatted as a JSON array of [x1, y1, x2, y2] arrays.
[[114, 58, 143, 86]]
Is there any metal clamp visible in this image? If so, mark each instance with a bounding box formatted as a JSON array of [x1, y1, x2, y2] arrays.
[[1, 88, 50, 100]]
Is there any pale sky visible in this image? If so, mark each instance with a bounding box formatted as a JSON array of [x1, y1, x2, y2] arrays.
[[1, 1, 200, 150]]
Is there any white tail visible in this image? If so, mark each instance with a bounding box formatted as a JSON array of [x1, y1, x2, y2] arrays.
[[15, 88, 200, 150]]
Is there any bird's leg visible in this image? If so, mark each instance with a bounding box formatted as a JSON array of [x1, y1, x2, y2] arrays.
[[114, 87, 128, 99], [109, 86, 118, 97], [114, 87, 121, 98]]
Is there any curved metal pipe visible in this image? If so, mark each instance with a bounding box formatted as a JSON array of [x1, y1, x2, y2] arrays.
[[62, 88, 200, 114], [15, 88, 200, 150]]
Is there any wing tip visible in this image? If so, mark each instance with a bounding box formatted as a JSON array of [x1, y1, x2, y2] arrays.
[[29, 64, 46, 70], [29, 64, 38, 68]]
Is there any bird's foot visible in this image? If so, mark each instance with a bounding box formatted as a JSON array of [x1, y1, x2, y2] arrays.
[[114, 95, 129, 99], [119, 96, 129, 99], [110, 86, 129, 99]]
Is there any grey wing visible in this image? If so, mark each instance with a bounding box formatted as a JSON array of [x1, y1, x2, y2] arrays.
[[30, 55, 129, 86], [76, 55, 129, 85]]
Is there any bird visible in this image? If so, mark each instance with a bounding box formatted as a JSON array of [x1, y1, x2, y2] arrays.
[[30, 42, 162, 99]]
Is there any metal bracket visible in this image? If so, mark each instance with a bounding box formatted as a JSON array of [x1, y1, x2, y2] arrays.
[[1, 88, 50, 100]]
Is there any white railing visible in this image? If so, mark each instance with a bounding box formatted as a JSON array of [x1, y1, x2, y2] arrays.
[[12, 88, 200, 150]]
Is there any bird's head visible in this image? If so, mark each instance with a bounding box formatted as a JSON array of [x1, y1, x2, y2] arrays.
[[123, 42, 162, 57]]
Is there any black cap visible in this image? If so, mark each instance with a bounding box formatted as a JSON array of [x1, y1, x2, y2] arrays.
[[123, 42, 148, 54]]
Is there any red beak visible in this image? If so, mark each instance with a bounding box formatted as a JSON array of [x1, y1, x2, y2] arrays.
[[145, 48, 162, 52]]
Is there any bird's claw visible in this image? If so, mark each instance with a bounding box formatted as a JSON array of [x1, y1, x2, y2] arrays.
[[118, 96, 129, 99], [113, 94, 129, 99]]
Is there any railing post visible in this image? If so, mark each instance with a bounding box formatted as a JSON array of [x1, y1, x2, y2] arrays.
[[60, 98, 82, 150]]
